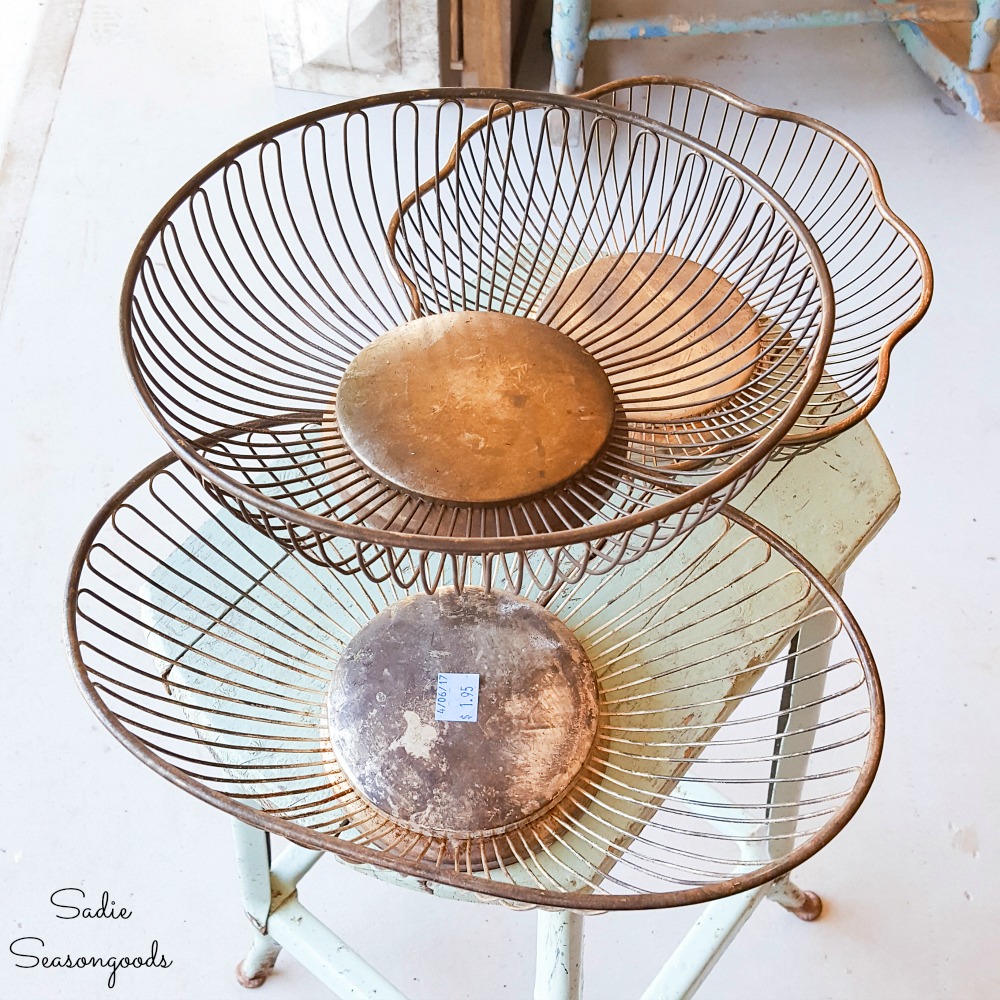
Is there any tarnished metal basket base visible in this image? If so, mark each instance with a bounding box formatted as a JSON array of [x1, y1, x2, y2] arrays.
[[326, 588, 602, 869]]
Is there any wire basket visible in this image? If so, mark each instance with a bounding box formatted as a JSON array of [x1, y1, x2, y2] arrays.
[[67, 449, 883, 911], [122, 88, 837, 586], [581, 77, 932, 445]]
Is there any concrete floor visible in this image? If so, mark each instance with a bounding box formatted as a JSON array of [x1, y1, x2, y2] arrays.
[[2, 2, 999, 998]]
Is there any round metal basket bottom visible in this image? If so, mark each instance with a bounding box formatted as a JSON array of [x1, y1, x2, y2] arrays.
[[333, 311, 617, 507], [326, 588, 602, 869], [68, 450, 882, 911]]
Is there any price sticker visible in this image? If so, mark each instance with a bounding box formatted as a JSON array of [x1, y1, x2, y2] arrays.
[[435, 673, 480, 723]]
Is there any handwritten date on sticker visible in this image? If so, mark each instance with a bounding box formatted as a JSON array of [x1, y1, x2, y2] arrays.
[[435, 673, 479, 723]]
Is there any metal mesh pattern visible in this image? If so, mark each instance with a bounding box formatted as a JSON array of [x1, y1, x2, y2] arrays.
[[122, 89, 835, 581], [582, 77, 932, 444], [68, 453, 882, 911]]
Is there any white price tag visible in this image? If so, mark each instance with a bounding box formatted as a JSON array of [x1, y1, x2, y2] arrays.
[[435, 673, 480, 723]]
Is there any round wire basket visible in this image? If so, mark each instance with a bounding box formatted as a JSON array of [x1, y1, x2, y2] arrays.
[[122, 88, 837, 588], [581, 77, 932, 445], [67, 449, 883, 911]]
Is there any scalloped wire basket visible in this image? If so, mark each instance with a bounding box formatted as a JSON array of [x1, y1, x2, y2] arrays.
[[122, 88, 839, 587], [66, 449, 883, 912], [580, 77, 932, 446]]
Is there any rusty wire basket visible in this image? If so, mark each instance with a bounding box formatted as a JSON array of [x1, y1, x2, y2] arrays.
[[122, 88, 841, 588], [582, 77, 932, 445], [67, 448, 882, 911]]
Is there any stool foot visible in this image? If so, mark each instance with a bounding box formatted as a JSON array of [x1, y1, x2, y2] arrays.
[[236, 932, 282, 988], [236, 961, 270, 989], [769, 877, 823, 922]]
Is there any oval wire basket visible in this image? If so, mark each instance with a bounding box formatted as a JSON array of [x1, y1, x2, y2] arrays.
[[67, 448, 883, 912], [121, 88, 837, 587]]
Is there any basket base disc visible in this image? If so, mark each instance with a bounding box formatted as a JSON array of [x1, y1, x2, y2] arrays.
[[326, 588, 600, 852], [333, 310, 616, 505], [540, 253, 761, 422]]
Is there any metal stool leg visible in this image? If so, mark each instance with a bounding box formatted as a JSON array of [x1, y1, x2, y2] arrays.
[[237, 932, 283, 988], [551, 0, 591, 94], [534, 909, 584, 1000], [231, 820, 408, 997], [639, 886, 769, 1000], [768, 875, 823, 922], [637, 783, 776, 1000], [970, 0, 1000, 71], [765, 577, 845, 917], [233, 820, 283, 987], [640, 580, 844, 999]]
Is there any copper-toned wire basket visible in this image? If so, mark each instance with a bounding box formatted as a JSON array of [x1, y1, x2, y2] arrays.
[[122, 88, 839, 587], [581, 77, 932, 445], [67, 448, 883, 912]]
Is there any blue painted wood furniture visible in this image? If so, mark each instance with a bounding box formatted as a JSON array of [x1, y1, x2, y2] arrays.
[[551, 1, 1000, 119]]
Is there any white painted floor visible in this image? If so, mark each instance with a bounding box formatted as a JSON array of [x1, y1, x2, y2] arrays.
[[2, 2, 999, 999]]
